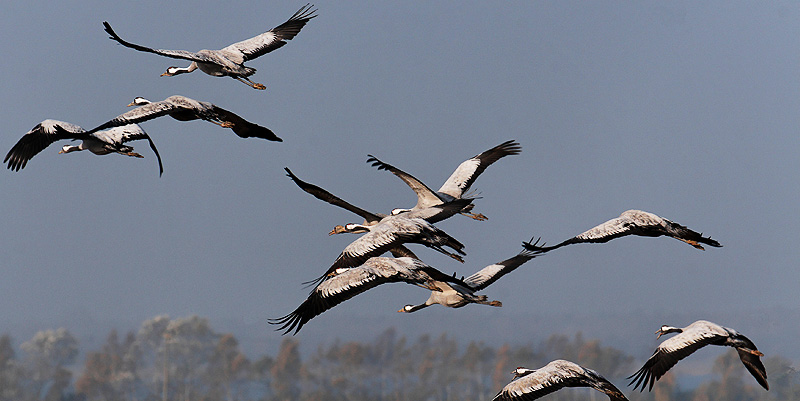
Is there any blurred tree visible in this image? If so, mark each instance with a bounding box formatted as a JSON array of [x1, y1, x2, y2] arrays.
[[207, 333, 251, 401], [20, 328, 78, 401], [0, 334, 23, 401], [134, 315, 170, 399], [759, 355, 799, 401], [691, 350, 761, 401], [163, 315, 219, 401], [460, 341, 495, 399], [271, 338, 301, 401], [493, 344, 511, 393], [76, 329, 141, 401], [653, 371, 677, 401], [575, 338, 633, 379], [4, 320, 797, 401]]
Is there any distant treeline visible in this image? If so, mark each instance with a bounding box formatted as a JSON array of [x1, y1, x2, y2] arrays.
[[0, 315, 797, 401]]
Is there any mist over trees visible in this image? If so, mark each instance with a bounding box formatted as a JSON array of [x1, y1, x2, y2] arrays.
[[1, 316, 798, 401]]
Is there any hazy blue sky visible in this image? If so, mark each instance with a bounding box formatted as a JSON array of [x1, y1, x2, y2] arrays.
[[1, 0, 798, 370]]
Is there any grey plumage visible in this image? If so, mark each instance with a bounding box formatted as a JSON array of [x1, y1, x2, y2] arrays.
[[269, 256, 467, 335], [308, 215, 466, 288], [91, 96, 281, 141], [367, 140, 521, 221], [103, 4, 316, 89], [493, 360, 628, 401], [628, 320, 768, 391], [282, 167, 430, 259], [283, 166, 386, 228], [4, 119, 162, 175], [284, 167, 474, 236], [523, 209, 722, 253], [398, 246, 539, 313]]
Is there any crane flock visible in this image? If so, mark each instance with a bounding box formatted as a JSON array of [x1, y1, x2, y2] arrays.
[[4, 4, 773, 400]]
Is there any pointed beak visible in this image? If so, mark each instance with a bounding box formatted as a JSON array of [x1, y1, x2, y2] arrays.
[[58, 149, 65, 154], [126, 102, 136, 107], [160, 72, 169, 77]]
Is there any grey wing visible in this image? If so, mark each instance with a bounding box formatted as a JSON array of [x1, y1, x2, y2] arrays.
[[736, 347, 769, 390], [284, 167, 383, 225], [569, 214, 644, 244], [521, 217, 636, 253], [497, 361, 628, 401], [403, 198, 474, 223], [272, 257, 429, 335], [5, 120, 86, 171], [304, 232, 402, 288], [270, 261, 401, 335], [388, 246, 418, 259], [628, 328, 726, 391], [438, 140, 521, 198], [94, 124, 145, 144], [310, 222, 420, 286], [333, 226, 412, 270], [367, 154, 444, 209], [661, 217, 723, 248], [97, 124, 164, 176], [464, 249, 538, 291], [494, 365, 578, 401], [210, 105, 282, 141], [221, 4, 317, 62], [103, 22, 217, 63], [88, 101, 180, 133]]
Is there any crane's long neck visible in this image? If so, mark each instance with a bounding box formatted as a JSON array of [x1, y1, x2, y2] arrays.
[[656, 325, 683, 339], [162, 62, 198, 76], [399, 303, 430, 313], [59, 144, 85, 154], [512, 368, 535, 379]]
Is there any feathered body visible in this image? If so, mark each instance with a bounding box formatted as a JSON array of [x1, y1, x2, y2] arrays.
[[368, 140, 521, 221], [494, 360, 628, 401], [628, 320, 768, 391], [90, 96, 281, 141], [524, 209, 722, 253], [270, 256, 467, 335], [4, 119, 162, 175], [309, 215, 465, 287], [399, 247, 539, 313], [103, 5, 316, 89]]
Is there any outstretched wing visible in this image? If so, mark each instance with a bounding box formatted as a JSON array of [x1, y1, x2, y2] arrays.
[[401, 197, 475, 223], [270, 257, 426, 335], [222, 4, 317, 62], [5, 120, 86, 172], [525, 210, 722, 254], [522, 214, 643, 254], [628, 328, 726, 391], [95, 124, 164, 176], [495, 361, 628, 401], [367, 154, 444, 209], [210, 105, 282, 141], [464, 247, 538, 291], [438, 140, 521, 199], [309, 217, 465, 288], [736, 346, 769, 390], [103, 21, 216, 63], [660, 216, 722, 250], [284, 167, 383, 224], [88, 100, 182, 133]]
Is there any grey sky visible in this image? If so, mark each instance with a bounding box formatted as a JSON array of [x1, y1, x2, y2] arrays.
[[1, 0, 798, 368]]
